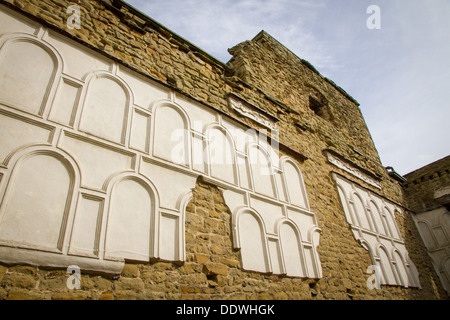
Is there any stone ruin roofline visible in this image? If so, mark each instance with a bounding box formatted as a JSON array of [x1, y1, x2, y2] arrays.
[[107, 0, 360, 107]]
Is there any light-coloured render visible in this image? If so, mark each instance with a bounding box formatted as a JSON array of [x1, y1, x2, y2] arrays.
[[412, 188, 450, 293], [0, 5, 322, 278], [332, 172, 421, 288]]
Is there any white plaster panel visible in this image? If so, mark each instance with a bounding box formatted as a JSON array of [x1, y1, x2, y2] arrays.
[[159, 213, 179, 262], [303, 248, 316, 278], [0, 5, 38, 35], [79, 74, 129, 144], [0, 112, 52, 163], [249, 197, 283, 234], [49, 78, 81, 126], [0, 38, 56, 115], [61, 133, 134, 189], [332, 173, 421, 288], [248, 146, 276, 198], [152, 103, 189, 166], [238, 211, 269, 273], [287, 208, 315, 243], [140, 159, 196, 210], [283, 161, 307, 208], [129, 108, 150, 153], [0, 153, 72, 251], [118, 67, 170, 108], [206, 126, 236, 184], [280, 223, 304, 277], [268, 238, 282, 275], [45, 31, 110, 80], [104, 178, 153, 262], [69, 193, 103, 257]]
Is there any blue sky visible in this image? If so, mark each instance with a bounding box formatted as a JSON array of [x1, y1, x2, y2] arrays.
[[126, 0, 450, 175]]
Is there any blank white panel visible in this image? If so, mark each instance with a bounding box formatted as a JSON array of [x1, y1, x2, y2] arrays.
[[80, 76, 128, 144], [61, 134, 134, 190], [368, 201, 386, 235], [283, 162, 306, 208], [239, 212, 268, 273], [153, 105, 188, 166], [129, 109, 150, 152], [304, 248, 315, 278], [353, 194, 371, 230], [0, 7, 38, 35], [248, 147, 275, 197], [207, 128, 235, 184], [379, 248, 396, 285], [159, 214, 179, 261], [384, 208, 400, 240], [0, 40, 56, 114], [69, 194, 103, 257], [0, 113, 52, 163], [393, 251, 408, 286], [49, 78, 80, 126], [105, 178, 152, 261], [45, 31, 110, 79], [280, 223, 304, 277], [0, 154, 72, 250], [237, 154, 250, 190], [268, 239, 282, 275]]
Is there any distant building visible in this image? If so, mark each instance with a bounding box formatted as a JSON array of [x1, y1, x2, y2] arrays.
[[403, 156, 450, 294]]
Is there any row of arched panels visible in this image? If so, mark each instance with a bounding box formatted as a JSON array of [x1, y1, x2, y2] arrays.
[[333, 173, 421, 288], [0, 32, 310, 210], [0, 145, 186, 264], [364, 241, 421, 288], [336, 178, 402, 240], [233, 208, 322, 278]]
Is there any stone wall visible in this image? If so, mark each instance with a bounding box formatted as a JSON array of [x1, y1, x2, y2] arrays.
[[403, 156, 450, 294], [403, 155, 450, 213], [0, 0, 447, 300]]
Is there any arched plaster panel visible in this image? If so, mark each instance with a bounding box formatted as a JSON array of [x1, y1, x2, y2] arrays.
[[104, 175, 156, 262], [279, 221, 306, 277], [79, 72, 131, 144], [367, 200, 383, 234], [393, 250, 409, 287], [248, 144, 276, 198], [205, 125, 237, 185], [0, 8, 322, 277], [377, 245, 396, 285], [152, 101, 190, 167], [332, 173, 421, 288], [281, 157, 308, 209], [0, 146, 79, 252], [236, 209, 270, 273], [0, 35, 60, 116]]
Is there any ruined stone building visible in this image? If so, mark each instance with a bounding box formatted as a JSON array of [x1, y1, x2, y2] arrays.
[[0, 0, 448, 300]]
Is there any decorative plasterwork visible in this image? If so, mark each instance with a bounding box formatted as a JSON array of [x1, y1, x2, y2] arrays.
[[332, 173, 421, 288], [0, 5, 321, 278], [228, 93, 279, 131], [325, 149, 381, 189]]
